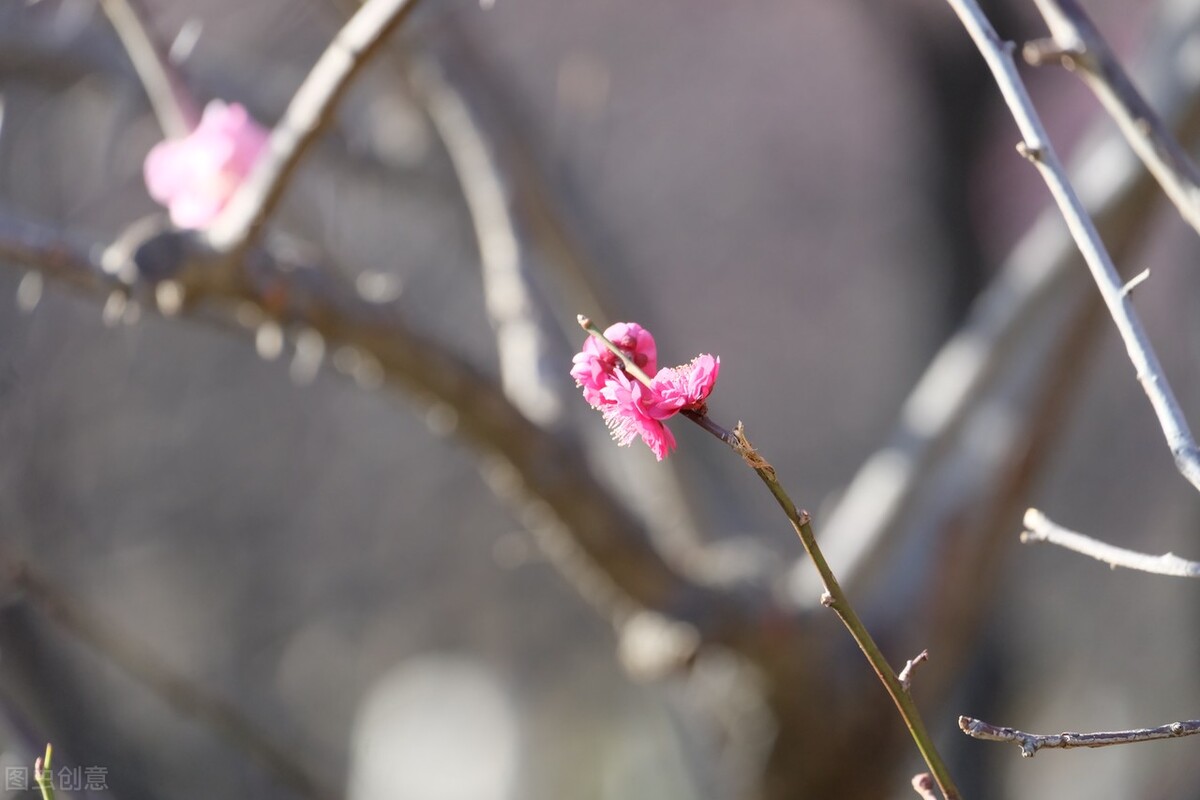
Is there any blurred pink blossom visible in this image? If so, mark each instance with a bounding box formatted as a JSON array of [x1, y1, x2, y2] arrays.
[[573, 322, 719, 460], [143, 100, 269, 229]]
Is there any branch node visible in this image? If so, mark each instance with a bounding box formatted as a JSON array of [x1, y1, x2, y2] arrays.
[[732, 422, 776, 479], [899, 649, 930, 691], [1022, 38, 1083, 68], [1120, 267, 1150, 297], [1015, 141, 1044, 162]]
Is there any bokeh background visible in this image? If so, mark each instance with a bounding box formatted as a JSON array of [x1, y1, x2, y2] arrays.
[[1, 0, 1199, 798]]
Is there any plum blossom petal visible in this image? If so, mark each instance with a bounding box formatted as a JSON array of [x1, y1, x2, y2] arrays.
[[599, 371, 677, 461], [653, 354, 720, 409], [570, 322, 658, 407], [144, 100, 269, 229]]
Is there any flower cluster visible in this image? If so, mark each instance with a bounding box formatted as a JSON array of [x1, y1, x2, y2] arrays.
[[144, 100, 269, 230], [571, 322, 719, 460]]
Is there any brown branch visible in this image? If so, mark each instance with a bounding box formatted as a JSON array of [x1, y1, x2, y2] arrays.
[[960, 715, 1200, 757], [1021, 508, 1200, 578], [0, 547, 338, 800], [98, 0, 199, 137], [1024, 0, 1200, 237], [0, 212, 781, 657], [204, 0, 424, 256]]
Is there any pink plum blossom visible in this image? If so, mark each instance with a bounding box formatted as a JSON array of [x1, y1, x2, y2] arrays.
[[653, 354, 720, 411], [573, 322, 719, 461], [143, 100, 269, 230], [599, 370, 678, 461], [570, 321, 658, 407]]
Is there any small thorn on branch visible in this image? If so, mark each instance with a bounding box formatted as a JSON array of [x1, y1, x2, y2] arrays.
[[899, 649, 930, 691], [1121, 268, 1151, 297], [1022, 38, 1083, 68], [1015, 141, 1044, 162]]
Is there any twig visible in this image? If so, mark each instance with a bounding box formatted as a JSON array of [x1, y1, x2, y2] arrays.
[[34, 743, 54, 800], [204, 0, 423, 256], [912, 772, 941, 800], [899, 650, 930, 692], [805, 38, 1200, 602], [1024, 0, 1200, 237], [959, 715, 1200, 756], [577, 318, 962, 800], [0, 549, 338, 800], [1021, 508, 1200, 578], [98, 0, 199, 137], [942, 0, 1200, 494]]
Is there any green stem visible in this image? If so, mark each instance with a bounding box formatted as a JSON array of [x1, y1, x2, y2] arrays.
[[693, 413, 962, 800], [576, 314, 961, 797], [35, 743, 55, 800]]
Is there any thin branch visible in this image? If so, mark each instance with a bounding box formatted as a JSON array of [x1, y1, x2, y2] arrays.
[[959, 715, 1200, 757], [97, 0, 199, 137], [415, 59, 562, 425], [1024, 0, 1200, 237], [943, 0, 1200, 494], [0, 548, 338, 800], [203, 0, 423, 256], [708, 419, 962, 800], [805, 21, 1200, 603], [1021, 508, 1200, 577], [577, 314, 962, 800]]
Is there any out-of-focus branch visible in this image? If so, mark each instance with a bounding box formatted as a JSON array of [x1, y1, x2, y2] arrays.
[[204, 0, 423, 256], [960, 715, 1200, 756], [1024, 0, 1200, 237], [413, 58, 562, 425], [98, 0, 198, 137], [0, 548, 338, 800], [943, 0, 1200, 493], [1021, 508, 1200, 577], [0, 212, 783, 659]]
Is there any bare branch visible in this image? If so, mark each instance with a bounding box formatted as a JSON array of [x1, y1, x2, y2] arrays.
[[943, 0, 1200, 493], [203, 0, 423, 256], [1021, 508, 1200, 578], [0, 547, 338, 800], [413, 59, 562, 425], [960, 715, 1200, 757], [0, 212, 781, 656], [98, 0, 199, 137], [1025, 0, 1200, 237]]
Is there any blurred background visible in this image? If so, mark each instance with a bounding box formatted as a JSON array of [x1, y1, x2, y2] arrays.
[[1, 0, 1199, 798]]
